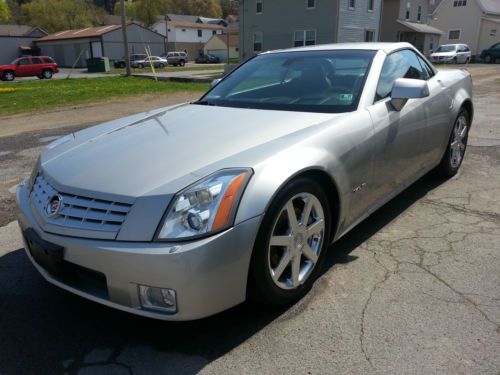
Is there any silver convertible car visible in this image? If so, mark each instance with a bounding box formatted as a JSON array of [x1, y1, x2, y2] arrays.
[[17, 43, 473, 320]]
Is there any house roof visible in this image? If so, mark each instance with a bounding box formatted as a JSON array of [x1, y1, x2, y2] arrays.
[[198, 17, 228, 26], [396, 20, 443, 34], [477, 0, 500, 15], [167, 20, 224, 30], [166, 14, 199, 23], [37, 25, 122, 42], [0, 25, 47, 37], [214, 34, 239, 47]]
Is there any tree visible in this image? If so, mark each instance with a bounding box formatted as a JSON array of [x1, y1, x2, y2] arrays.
[[135, 0, 170, 27], [170, 0, 222, 18], [21, 0, 104, 33], [113, 0, 138, 20], [220, 0, 238, 18], [92, 0, 117, 14], [0, 1, 11, 23]]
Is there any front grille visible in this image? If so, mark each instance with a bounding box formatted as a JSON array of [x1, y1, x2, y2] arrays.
[[30, 174, 132, 237]]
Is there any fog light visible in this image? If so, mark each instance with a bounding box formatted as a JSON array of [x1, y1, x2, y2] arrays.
[[138, 285, 177, 313]]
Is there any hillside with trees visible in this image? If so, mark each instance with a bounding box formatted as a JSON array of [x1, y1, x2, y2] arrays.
[[4, 0, 239, 31]]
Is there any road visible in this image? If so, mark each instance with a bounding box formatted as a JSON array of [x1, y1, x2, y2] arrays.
[[0, 64, 499, 375]]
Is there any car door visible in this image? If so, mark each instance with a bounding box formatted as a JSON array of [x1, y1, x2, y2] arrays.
[[16, 58, 33, 76], [492, 43, 500, 59], [365, 49, 431, 204], [31, 57, 43, 75]]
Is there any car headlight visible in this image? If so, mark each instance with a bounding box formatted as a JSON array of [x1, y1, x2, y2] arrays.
[[45, 134, 74, 150], [156, 168, 253, 241]]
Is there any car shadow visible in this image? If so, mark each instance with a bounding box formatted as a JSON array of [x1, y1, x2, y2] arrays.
[[0, 173, 445, 375]]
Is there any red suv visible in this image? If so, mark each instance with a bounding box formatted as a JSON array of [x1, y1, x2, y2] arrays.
[[0, 56, 59, 81]]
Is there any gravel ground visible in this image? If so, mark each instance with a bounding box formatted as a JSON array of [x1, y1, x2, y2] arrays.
[[0, 64, 499, 375]]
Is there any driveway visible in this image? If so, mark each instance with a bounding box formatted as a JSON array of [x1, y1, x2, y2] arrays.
[[0, 64, 499, 374]]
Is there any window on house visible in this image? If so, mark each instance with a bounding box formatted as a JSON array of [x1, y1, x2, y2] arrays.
[[405, 1, 410, 20], [256, 0, 263, 13], [417, 5, 422, 21], [448, 29, 460, 39], [198, 29, 202, 37], [348, 0, 355, 9], [490, 29, 497, 37], [364, 30, 375, 42], [253, 32, 263, 52], [294, 30, 316, 47], [213, 30, 216, 35], [307, 0, 316, 9], [453, 0, 467, 6], [368, 0, 374, 11]]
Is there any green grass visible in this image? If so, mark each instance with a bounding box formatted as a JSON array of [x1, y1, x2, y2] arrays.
[[0, 76, 209, 116], [107, 64, 224, 75]]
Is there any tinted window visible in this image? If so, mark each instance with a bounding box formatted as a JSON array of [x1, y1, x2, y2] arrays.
[[42, 57, 55, 63], [200, 50, 376, 113], [376, 49, 428, 101], [417, 55, 434, 79], [32, 58, 42, 64], [18, 58, 31, 65]]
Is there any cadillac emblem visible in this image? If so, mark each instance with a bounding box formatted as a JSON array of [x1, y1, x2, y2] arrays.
[[46, 194, 64, 218]]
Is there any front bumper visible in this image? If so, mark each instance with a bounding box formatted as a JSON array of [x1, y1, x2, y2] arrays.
[[17, 184, 262, 321]]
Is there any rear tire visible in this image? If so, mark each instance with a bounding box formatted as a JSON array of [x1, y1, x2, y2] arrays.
[[158, 63, 165, 69], [248, 177, 332, 306], [2, 71, 15, 81], [436, 108, 470, 178], [137, 63, 144, 69], [485, 55, 492, 63], [179, 60, 186, 67], [42, 69, 53, 79]]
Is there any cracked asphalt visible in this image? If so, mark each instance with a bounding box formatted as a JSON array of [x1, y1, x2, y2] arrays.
[[0, 64, 499, 374]]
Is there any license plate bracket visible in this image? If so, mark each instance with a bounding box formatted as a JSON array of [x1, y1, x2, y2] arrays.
[[24, 228, 64, 275]]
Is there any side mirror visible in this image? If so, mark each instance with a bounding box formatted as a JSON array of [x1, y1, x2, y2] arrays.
[[211, 78, 222, 87], [390, 78, 429, 111]]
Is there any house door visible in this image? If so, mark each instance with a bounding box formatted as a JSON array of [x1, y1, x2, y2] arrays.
[[91, 42, 103, 58]]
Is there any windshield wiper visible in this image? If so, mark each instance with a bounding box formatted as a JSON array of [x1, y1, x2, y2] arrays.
[[191, 100, 216, 106]]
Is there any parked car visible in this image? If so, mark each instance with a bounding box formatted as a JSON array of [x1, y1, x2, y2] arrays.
[[480, 42, 500, 63], [0, 56, 58, 81], [113, 54, 147, 69], [429, 44, 471, 64], [195, 54, 220, 64], [162, 51, 187, 66], [131, 56, 169, 69], [17, 42, 473, 321]]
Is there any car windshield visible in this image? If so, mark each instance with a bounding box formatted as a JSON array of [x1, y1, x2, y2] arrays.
[[436, 45, 456, 52], [10, 58, 20, 64], [199, 50, 375, 113]]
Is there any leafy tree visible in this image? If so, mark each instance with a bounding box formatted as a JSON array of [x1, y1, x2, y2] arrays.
[[134, 0, 170, 26], [220, 0, 238, 18], [92, 0, 117, 14], [0, 1, 11, 23], [169, 0, 222, 18], [113, 0, 139, 20], [21, 0, 104, 33]]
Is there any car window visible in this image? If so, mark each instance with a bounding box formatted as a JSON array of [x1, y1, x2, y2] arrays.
[[375, 49, 428, 101], [201, 50, 376, 113], [494, 43, 500, 50], [417, 55, 434, 79], [436, 45, 456, 52], [18, 58, 31, 65], [42, 57, 55, 63], [32, 58, 42, 64]]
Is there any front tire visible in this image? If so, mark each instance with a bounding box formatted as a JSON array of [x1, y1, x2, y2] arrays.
[[436, 108, 470, 178], [2, 71, 15, 81], [179, 60, 186, 67], [158, 63, 165, 69], [248, 177, 332, 306]]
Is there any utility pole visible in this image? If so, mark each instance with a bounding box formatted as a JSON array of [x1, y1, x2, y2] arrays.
[[120, 0, 131, 76]]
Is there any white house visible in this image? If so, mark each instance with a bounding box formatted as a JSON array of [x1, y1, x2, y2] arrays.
[[153, 20, 224, 60]]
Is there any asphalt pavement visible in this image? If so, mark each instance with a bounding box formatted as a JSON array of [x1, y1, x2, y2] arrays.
[[0, 64, 498, 375]]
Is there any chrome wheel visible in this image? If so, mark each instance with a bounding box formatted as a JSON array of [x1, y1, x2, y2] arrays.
[[3, 71, 14, 81], [450, 114, 468, 168], [268, 192, 325, 290]]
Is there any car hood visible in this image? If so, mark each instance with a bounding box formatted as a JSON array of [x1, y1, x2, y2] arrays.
[[431, 52, 455, 57], [0, 64, 15, 70], [40, 104, 337, 199]]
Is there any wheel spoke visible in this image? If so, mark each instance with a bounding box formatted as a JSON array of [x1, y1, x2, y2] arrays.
[[307, 218, 324, 236], [301, 197, 314, 226], [272, 251, 292, 282], [291, 255, 301, 287], [270, 235, 292, 247], [301, 243, 318, 263], [285, 201, 300, 232]]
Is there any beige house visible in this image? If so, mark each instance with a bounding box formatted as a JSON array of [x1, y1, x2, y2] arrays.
[[380, 0, 443, 54], [203, 34, 239, 60], [429, 0, 500, 56]]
